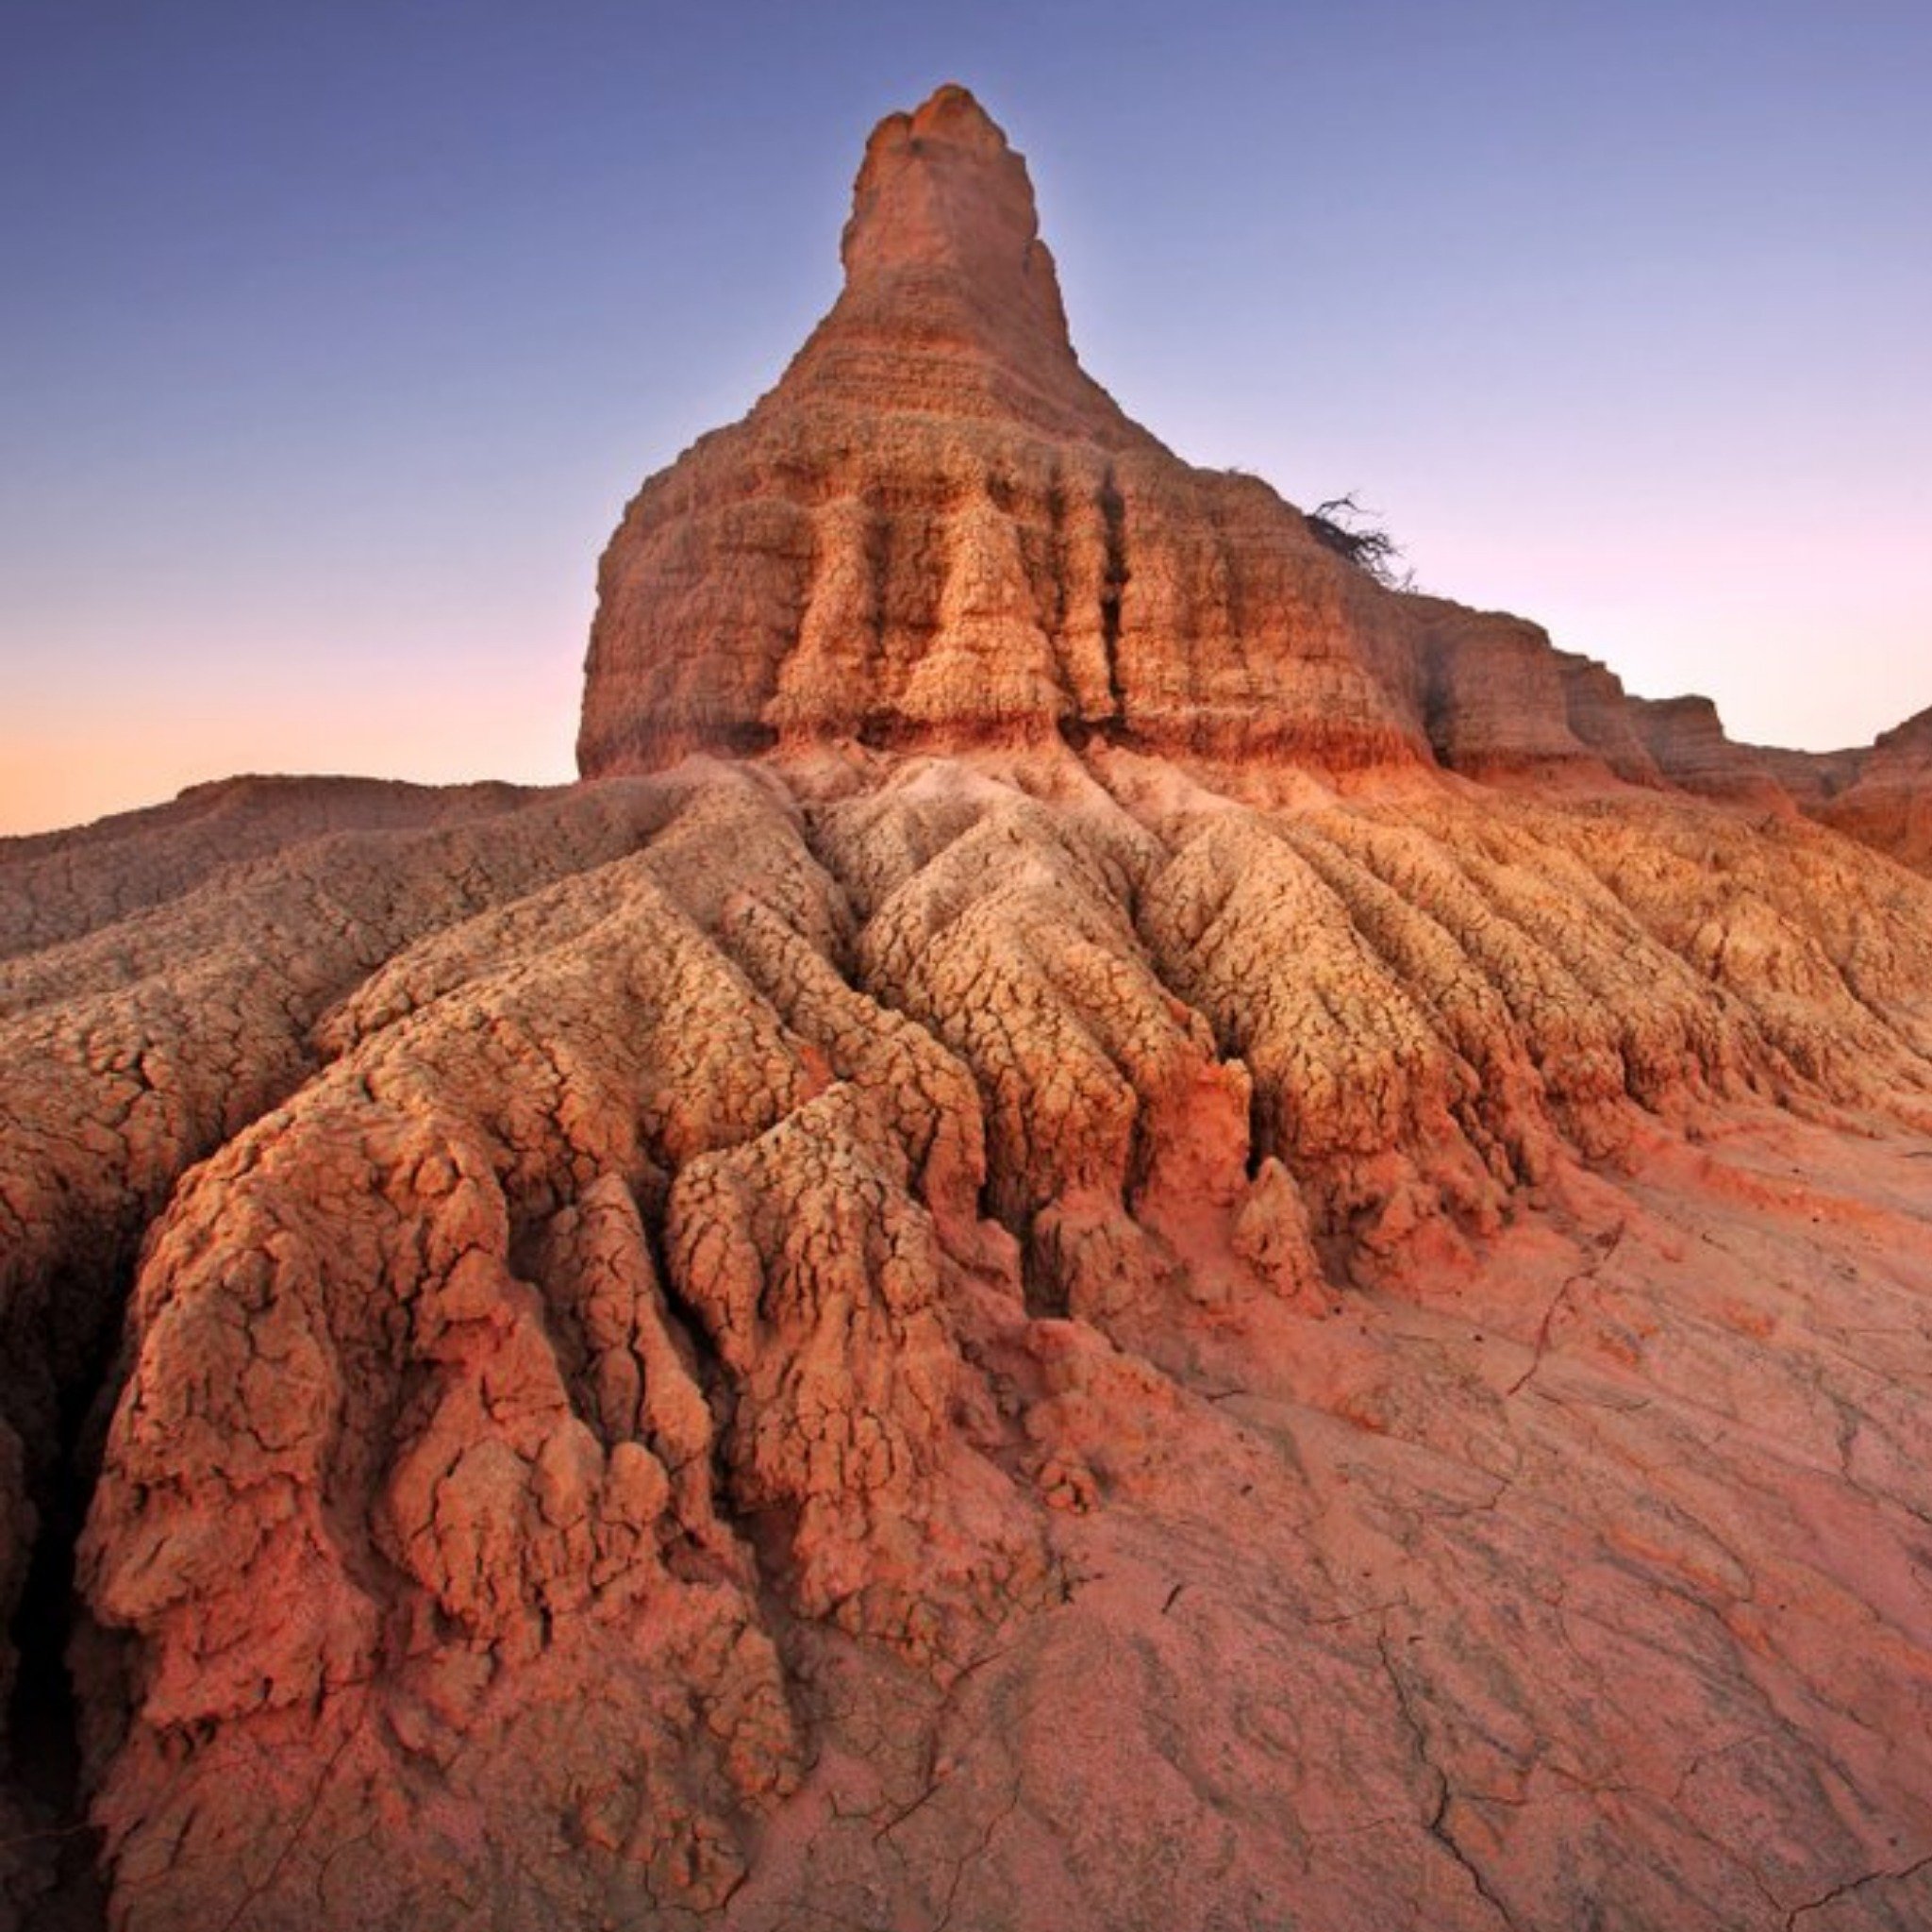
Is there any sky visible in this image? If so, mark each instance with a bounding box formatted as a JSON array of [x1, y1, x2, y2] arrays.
[[4, 0, 1929, 834]]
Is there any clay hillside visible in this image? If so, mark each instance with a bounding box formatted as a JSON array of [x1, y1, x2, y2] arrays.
[[5, 83, 1932, 1932]]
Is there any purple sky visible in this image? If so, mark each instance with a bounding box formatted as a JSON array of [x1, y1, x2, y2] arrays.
[[5, 0, 1929, 833]]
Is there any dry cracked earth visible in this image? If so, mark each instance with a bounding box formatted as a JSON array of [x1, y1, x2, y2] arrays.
[[4, 82, 1932, 1932]]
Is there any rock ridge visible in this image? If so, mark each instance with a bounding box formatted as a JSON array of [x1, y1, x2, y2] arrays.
[[4, 750, 1930, 1930]]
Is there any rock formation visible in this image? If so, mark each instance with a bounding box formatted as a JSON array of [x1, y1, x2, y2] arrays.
[[5, 83, 1932, 1932], [578, 84, 1427, 778], [578, 85, 1930, 877], [1813, 704, 1932, 873]]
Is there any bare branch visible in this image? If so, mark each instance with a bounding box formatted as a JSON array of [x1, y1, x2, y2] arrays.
[[1306, 491, 1415, 591]]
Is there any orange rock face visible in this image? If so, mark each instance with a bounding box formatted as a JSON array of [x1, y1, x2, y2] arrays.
[[1814, 705, 1932, 874], [578, 85, 1429, 778], [576, 87, 1930, 881], [4, 83, 1932, 1932]]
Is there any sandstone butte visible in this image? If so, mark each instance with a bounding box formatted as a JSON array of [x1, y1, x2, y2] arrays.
[[4, 82, 1932, 1932]]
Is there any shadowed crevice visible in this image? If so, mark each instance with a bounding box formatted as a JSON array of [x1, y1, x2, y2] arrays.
[[2, 1260, 127, 1932], [1097, 470, 1127, 722]]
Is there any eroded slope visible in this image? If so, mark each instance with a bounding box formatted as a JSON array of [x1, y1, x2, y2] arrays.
[[5, 743, 1929, 1930]]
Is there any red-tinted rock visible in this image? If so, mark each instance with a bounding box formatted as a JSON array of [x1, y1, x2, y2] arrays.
[[3, 79, 1932, 1932], [578, 89, 1434, 778], [1815, 704, 1932, 874]]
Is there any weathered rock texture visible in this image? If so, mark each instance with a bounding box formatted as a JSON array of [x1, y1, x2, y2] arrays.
[[1813, 705, 1932, 874], [577, 87, 1932, 880], [6, 82, 1932, 1932]]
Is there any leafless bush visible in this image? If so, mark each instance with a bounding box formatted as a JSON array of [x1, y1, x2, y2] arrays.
[[1306, 492, 1414, 591]]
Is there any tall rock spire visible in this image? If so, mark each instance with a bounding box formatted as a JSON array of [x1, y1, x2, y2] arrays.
[[578, 84, 1431, 778], [778, 84, 1122, 437], [583, 84, 1882, 803]]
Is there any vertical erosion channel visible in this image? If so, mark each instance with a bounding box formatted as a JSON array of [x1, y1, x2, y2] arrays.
[[1097, 468, 1128, 724]]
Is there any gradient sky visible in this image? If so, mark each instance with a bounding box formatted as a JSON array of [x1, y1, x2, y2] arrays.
[[5, 0, 1929, 834]]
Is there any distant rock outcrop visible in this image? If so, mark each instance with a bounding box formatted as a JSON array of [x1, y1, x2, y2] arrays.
[[3, 83, 1931, 1932], [1816, 702, 1932, 871]]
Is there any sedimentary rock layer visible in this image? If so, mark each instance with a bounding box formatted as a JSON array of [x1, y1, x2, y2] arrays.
[[577, 87, 1932, 877]]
